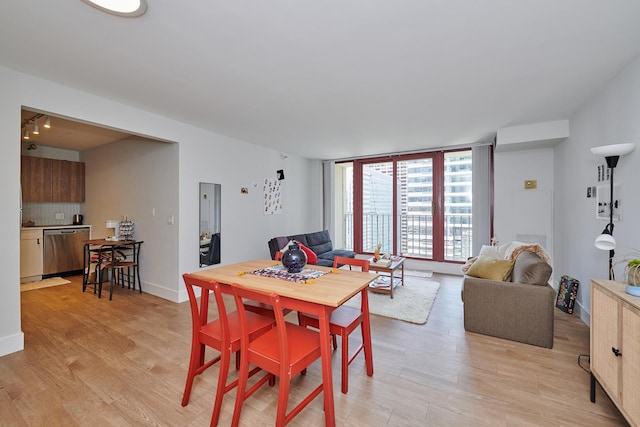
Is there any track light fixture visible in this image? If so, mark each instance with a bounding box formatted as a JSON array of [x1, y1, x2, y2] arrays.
[[21, 113, 52, 141]]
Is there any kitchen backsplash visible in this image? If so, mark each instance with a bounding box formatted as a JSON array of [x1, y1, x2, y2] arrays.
[[22, 202, 82, 226]]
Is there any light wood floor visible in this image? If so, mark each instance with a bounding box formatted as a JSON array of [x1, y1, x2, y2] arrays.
[[2, 274, 627, 426]]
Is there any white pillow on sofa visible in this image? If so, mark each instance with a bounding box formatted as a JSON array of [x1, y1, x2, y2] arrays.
[[479, 244, 502, 259]]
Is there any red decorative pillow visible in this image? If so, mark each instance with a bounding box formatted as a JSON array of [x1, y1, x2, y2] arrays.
[[295, 240, 318, 264]]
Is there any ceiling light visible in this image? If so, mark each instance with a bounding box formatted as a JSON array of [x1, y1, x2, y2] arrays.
[[81, 0, 147, 17], [23, 128, 29, 140], [44, 116, 51, 129], [33, 119, 40, 135]]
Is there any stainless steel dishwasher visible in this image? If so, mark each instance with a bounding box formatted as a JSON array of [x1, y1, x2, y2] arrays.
[[43, 228, 91, 277]]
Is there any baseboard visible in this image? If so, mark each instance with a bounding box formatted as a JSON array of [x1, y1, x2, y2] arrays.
[[404, 259, 464, 276], [140, 280, 183, 303], [575, 300, 591, 327], [0, 331, 24, 357]]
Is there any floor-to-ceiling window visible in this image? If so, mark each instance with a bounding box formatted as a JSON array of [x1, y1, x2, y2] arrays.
[[339, 148, 476, 263]]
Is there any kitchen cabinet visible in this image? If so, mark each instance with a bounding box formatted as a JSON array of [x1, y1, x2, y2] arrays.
[[21, 156, 85, 202], [590, 279, 640, 426], [20, 228, 43, 281], [51, 158, 85, 202], [21, 156, 51, 202]]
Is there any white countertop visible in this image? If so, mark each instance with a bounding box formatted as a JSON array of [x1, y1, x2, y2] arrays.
[[21, 224, 92, 230]]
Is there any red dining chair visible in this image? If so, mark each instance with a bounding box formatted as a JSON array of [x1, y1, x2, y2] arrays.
[[242, 251, 292, 319], [231, 282, 324, 427], [181, 274, 275, 427], [297, 256, 370, 394]]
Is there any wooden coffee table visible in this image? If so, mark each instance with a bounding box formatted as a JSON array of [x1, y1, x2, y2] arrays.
[[367, 256, 405, 298]]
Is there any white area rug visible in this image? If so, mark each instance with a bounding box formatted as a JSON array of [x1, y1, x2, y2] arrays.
[[20, 277, 71, 292], [344, 274, 440, 324]]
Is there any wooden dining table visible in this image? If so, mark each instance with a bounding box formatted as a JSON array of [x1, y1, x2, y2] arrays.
[[191, 259, 377, 427]]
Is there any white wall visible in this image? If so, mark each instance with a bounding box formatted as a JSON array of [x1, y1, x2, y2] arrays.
[[83, 138, 180, 300], [0, 66, 322, 357], [0, 67, 23, 356], [555, 54, 640, 325], [494, 147, 555, 265]]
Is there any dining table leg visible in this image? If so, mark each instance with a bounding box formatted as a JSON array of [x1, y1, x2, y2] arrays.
[[318, 306, 336, 427], [360, 288, 374, 376]]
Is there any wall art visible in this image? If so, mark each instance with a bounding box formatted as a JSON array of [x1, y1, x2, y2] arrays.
[[596, 183, 621, 221]]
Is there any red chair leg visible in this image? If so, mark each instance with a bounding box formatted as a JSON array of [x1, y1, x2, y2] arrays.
[[182, 342, 203, 406], [211, 352, 231, 426], [341, 331, 349, 394], [232, 355, 250, 427], [276, 377, 291, 426]]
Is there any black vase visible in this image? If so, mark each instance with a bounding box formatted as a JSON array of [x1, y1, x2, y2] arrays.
[[282, 241, 307, 273]]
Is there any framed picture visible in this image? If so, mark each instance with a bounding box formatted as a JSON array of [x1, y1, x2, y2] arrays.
[[596, 183, 621, 221]]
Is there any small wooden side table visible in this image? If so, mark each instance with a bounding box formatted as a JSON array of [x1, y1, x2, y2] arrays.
[[367, 256, 405, 298]]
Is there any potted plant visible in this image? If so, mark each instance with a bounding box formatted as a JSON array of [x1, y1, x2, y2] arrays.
[[625, 258, 640, 296], [610, 252, 640, 296]]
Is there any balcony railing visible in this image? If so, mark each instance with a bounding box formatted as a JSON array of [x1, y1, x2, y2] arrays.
[[343, 213, 472, 262]]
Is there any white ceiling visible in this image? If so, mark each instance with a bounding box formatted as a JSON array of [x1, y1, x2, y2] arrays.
[[4, 1, 640, 159]]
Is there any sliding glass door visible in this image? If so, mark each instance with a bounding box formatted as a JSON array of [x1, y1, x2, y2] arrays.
[[342, 149, 474, 262]]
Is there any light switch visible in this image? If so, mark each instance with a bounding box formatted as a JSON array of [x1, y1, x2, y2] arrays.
[[55, 212, 64, 220], [524, 180, 537, 189], [167, 214, 174, 225]]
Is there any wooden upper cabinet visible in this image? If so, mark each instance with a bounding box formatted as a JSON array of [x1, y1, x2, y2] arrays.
[[21, 156, 52, 202], [21, 156, 85, 203], [51, 159, 85, 202]]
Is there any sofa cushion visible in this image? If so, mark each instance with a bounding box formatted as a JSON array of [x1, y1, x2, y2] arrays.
[[512, 251, 552, 285], [317, 249, 356, 261], [466, 255, 514, 281], [305, 230, 333, 255], [315, 258, 335, 267], [288, 234, 309, 247], [275, 236, 289, 250]]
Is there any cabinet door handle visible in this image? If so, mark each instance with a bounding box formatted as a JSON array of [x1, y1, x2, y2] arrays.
[[612, 347, 622, 357]]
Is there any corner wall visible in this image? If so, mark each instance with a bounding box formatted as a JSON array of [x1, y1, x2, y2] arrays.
[[555, 54, 640, 325]]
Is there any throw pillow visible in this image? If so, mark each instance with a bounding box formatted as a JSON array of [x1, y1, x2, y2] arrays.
[[295, 240, 318, 264], [466, 255, 515, 281], [479, 244, 502, 259], [460, 256, 477, 274], [511, 251, 552, 285]]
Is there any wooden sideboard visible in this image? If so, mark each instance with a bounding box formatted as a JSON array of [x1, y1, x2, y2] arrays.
[[590, 279, 640, 426]]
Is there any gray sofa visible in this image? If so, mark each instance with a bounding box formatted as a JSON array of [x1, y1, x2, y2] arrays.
[[461, 250, 555, 348], [268, 230, 355, 267]]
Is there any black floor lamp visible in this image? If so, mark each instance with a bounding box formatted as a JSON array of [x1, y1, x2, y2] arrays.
[[591, 143, 635, 280]]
